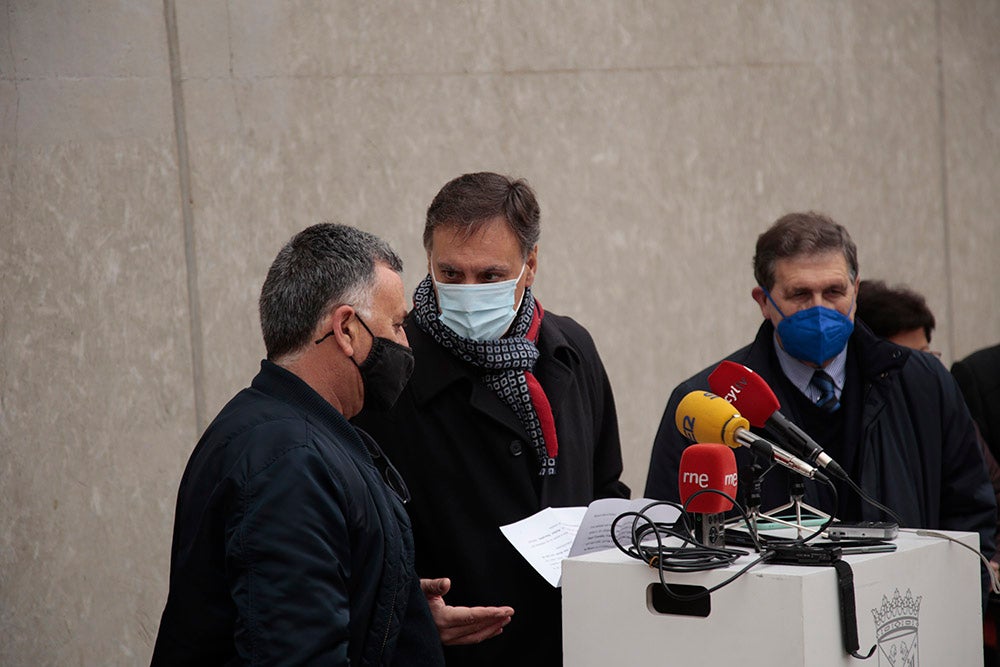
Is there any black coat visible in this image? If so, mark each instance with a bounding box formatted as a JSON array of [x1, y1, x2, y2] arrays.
[[645, 320, 996, 563], [952, 343, 1000, 462], [152, 361, 443, 666], [355, 311, 629, 667]]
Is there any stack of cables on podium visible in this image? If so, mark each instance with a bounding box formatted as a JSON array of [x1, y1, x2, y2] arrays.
[[612, 442, 837, 601]]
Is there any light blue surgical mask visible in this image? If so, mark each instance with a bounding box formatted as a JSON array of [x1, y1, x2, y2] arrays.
[[763, 287, 855, 366], [433, 263, 526, 341]]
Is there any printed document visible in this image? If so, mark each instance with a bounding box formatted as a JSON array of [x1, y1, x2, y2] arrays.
[[500, 498, 679, 586]]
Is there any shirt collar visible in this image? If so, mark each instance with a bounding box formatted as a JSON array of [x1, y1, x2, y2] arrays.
[[772, 331, 848, 402]]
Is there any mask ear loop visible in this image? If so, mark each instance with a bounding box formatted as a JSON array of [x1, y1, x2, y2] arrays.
[[349, 312, 378, 371], [760, 286, 788, 320], [510, 261, 529, 315]]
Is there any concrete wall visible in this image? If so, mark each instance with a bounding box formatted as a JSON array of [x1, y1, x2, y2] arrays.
[[1, 1, 997, 663]]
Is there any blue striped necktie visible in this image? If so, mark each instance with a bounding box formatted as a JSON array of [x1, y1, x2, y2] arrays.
[[810, 370, 840, 413]]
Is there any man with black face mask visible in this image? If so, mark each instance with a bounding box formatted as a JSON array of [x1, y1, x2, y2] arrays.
[[152, 224, 511, 665], [645, 212, 995, 575]]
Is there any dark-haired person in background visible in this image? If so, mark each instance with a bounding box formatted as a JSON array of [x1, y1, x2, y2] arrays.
[[954, 343, 1000, 467], [856, 279, 1000, 665], [645, 212, 995, 599], [356, 172, 629, 666], [152, 224, 510, 666], [855, 279, 938, 354]]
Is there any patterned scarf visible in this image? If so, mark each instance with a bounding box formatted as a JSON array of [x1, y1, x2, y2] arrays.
[[411, 276, 559, 475]]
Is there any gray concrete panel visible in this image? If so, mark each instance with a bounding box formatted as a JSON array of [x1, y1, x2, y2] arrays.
[[942, 0, 1000, 358], [0, 141, 194, 664], [0, 3, 192, 665], [10, 1, 169, 77]]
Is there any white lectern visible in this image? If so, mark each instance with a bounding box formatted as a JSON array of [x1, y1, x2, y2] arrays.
[[562, 530, 982, 666]]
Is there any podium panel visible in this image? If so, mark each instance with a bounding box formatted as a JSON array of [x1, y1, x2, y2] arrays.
[[562, 530, 982, 666]]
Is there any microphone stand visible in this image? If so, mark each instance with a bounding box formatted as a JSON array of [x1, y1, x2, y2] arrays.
[[759, 477, 830, 538], [727, 462, 763, 545]]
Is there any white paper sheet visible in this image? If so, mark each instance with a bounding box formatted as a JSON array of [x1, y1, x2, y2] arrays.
[[499, 506, 587, 587], [500, 498, 679, 587]]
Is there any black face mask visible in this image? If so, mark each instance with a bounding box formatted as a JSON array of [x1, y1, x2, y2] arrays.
[[315, 314, 414, 411]]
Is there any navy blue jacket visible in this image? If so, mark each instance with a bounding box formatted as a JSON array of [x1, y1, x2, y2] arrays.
[[646, 320, 996, 564], [152, 360, 443, 666]]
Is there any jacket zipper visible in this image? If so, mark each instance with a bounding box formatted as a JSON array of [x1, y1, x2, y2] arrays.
[[378, 585, 399, 662]]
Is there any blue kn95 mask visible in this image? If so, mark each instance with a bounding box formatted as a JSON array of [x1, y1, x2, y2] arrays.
[[763, 288, 855, 366]]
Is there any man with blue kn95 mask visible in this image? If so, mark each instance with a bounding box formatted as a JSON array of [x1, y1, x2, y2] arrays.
[[645, 212, 995, 597], [355, 171, 630, 666]]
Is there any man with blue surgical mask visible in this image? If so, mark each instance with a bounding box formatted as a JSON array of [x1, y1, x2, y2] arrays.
[[645, 213, 994, 589], [355, 172, 629, 667]]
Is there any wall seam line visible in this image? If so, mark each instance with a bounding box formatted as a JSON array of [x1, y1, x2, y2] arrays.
[[934, 0, 955, 359], [164, 0, 207, 434]]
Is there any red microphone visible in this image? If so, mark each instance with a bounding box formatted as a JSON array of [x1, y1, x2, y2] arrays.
[[678, 443, 738, 547], [708, 360, 848, 481]]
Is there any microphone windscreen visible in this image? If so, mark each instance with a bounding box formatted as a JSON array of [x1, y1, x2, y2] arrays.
[[674, 390, 750, 449], [678, 443, 738, 513], [708, 360, 781, 428]]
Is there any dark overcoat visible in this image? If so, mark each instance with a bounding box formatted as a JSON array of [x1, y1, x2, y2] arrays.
[[356, 311, 629, 667]]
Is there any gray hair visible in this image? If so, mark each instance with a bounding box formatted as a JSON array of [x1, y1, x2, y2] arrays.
[[259, 223, 402, 360]]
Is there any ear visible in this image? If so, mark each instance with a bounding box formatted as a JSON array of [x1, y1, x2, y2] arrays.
[[320, 304, 361, 358], [751, 286, 770, 319], [523, 245, 539, 288]]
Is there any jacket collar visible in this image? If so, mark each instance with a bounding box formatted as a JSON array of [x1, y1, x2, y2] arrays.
[[407, 315, 577, 404], [850, 318, 911, 382], [734, 319, 910, 429], [744, 319, 910, 383], [405, 315, 578, 439], [252, 359, 366, 454]]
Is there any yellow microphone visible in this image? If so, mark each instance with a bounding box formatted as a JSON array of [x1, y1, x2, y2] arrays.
[[675, 391, 750, 449]]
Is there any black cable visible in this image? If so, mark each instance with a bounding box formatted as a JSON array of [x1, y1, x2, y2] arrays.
[[841, 475, 903, 526], [613, 480, 884, 661], [756, 450, 900, 529], [611, 496, 763, 601]]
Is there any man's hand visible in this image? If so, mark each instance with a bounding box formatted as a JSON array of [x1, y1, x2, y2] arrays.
[[420, 577, 514, 645]]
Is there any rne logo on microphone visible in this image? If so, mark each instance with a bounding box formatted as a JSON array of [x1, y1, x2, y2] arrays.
[[724, 472, 738, 488], [681, 471, 709, 488]]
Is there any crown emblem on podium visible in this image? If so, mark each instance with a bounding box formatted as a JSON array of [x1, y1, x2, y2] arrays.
[[871, 588, 922, 665], [872, 588, 922, 636]]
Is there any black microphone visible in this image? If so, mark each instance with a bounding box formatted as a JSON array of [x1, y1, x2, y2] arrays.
[[708, 361, 849, 481]]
